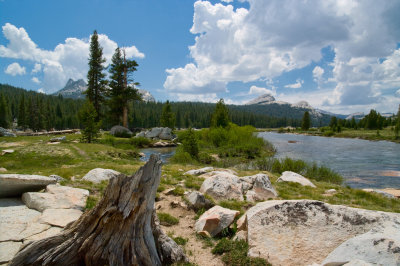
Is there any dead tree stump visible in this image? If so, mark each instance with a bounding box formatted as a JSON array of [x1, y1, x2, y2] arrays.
[[9, 154, 187, 266]]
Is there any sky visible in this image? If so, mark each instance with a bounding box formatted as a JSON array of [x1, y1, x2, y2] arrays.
[[1, 0, 400, 115]]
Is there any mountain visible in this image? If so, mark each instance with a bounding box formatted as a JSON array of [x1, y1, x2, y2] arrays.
[[52, 79, 87, 99], [52, 79, 155, 102], [241, 94, 338, 126], [345, 112, 365, 120]]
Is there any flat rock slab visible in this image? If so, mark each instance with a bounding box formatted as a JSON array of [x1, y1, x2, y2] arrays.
[[0, 198, 48, 242], [0, 174, 57, 197], [40, 208, 83, 227], [22, 184, 89, 212], [82, 168, 120, 184], [23, 226, 62, 244], [239, 200, 400, 266], [0, 241, 22, 264], [184, 167, 214, 176]]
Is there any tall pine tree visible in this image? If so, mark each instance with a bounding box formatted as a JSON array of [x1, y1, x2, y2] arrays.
[[0, 93, 10, 128], [160, 100, 175, 129], [210, 99, 230, 128], [301, 111, 311, 130], [107, 47, 141, 128], [17, 94, 26, 129], [86, 30, 106, 122]]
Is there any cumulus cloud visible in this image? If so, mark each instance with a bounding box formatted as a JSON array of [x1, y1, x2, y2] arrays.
[[38, 88, 44, 93], [31, 77, 40, 84], [249, 85, 275, 96], [284, 79, 303, 89], [0, 23, 144, 93], [396, 89, 400, 97], [5, 62, 26, 76], [164, 0, 400, 112], [32, 63, 41, 73]]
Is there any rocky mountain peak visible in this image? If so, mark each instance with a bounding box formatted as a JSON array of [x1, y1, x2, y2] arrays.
[[245, 94, 276, 105]]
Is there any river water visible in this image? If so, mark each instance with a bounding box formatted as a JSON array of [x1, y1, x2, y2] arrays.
[[258, 132, 400, 189], [140, 147, 176, 163]]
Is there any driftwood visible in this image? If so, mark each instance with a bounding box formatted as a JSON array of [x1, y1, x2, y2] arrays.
[[9, 154, 187, 266], [17, 129, 79, 136]]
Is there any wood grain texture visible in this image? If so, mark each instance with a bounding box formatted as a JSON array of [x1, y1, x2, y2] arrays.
[[9, 154, 187, 266]]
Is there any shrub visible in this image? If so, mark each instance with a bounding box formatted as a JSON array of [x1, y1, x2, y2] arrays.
[[173, 236, 188, 246], [170, 148, 196, 164], [323, 130, 335, 137], [130, 136, 151, 148], [212, 239, 270, 266], [158, 212, 179, 226]]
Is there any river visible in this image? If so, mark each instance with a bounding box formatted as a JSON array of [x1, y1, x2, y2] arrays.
[[258, 132, 400, 189], [140, 147, 176, 163]]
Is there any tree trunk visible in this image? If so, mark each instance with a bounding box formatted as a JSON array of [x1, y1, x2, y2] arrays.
[[123, 106, 128, 128], [9, 154, 187, 266]]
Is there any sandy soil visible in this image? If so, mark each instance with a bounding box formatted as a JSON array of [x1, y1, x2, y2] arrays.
[[157, 191, 224, 266]]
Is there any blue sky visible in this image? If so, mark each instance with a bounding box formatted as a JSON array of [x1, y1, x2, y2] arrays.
[[1, 0, 400, 115]]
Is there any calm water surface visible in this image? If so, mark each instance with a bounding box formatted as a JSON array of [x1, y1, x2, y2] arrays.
[[258, 132, 400, 189], [140, 147, 176, 163]]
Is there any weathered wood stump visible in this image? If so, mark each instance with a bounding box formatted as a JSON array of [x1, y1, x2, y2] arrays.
[[9, 154, 187, 266]]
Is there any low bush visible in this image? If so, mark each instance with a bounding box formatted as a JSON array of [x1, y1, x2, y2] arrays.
[[212, 239, 270, 266], [157, 212, 179, 226], [130, 136, 151, 148], [323, 130, 335, 137], [173, 236, 188, 246]]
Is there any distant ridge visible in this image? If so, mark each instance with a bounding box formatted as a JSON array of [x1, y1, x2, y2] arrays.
[[52, 79, 155, 102]]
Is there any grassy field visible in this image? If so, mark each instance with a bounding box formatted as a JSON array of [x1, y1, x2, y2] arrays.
[[265, 127, 400, 143], [1, 133, 399, 214]]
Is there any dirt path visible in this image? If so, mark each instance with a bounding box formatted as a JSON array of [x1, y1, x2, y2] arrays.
[[70, 144, 89, 159], [157, 192, 224, 266]]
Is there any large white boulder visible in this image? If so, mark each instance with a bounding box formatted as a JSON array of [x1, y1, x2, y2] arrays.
[[22, 184, 89, 212], [322, 223, 400, 265], [237, 200, 400, 266], [200, 172, 244, 201], [82, 168, 120, 184], [277, 171, 316, 188], [244, 173, 278, 201], [0, 174, 57, 197], [195, 205, 239, 237], [145, 127, 163, 138], [159, 127, 173, 140], [110, 125, 132, 137]]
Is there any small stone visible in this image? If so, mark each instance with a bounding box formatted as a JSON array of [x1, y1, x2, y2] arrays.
[[277, 171, 316, 188], [170, 201, 179, 208], [0, 167, 7, 172], [325, 189, 337, 195], [198, 231, 211, 238], [184, 167, 214, 176], [49, 136, 66, 142], [164, 188, 175, 195]]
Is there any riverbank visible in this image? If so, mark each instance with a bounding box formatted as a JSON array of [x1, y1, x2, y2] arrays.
[[262, 127, 400, 143]]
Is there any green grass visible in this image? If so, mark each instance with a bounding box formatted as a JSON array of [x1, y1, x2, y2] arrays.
[[158, 212, 179, 226], [219, 200, 253, 216], [171, 186, 185, 196], [212, 239, 270, 266], [173, 236, 188, 246]]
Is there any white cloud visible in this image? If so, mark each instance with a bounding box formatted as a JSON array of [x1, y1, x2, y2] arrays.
[[313, 66, 324, 81], [32, 63, 41, 73], [0, 23, 144, 93], [396, 89, 400, 97], [5, 62, 26, 76], [249, 85, 275, 96], [38, 88, 44, 94], [221, 0, 233, 3], [164, 0, 400, 112], [284, 79, 303, 89], [31, 77, 40, 84]]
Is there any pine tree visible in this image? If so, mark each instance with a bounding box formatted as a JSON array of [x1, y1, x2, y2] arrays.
[[395, 104, 400, 139], [79, 101, 101, 143], [86, 30, 106, 122], [211, 99, 230, 128], [18, 94, 26, 129], [107, 47, 141, 128], [301, 111, 311, 130], [160, 100, 175, 129], [183, 128, 199, 158], [0, 93, 9, 128]]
